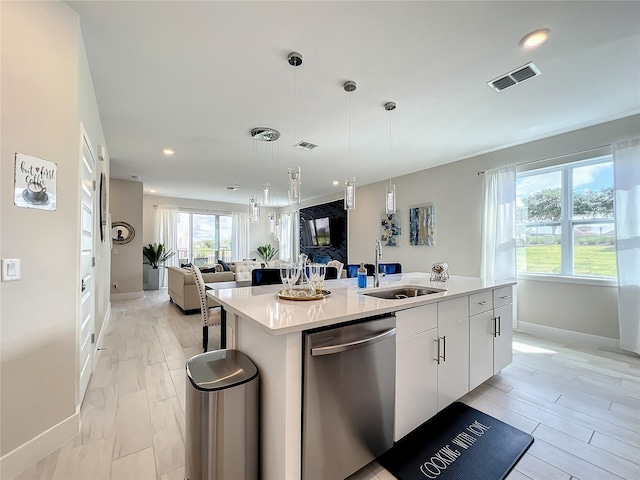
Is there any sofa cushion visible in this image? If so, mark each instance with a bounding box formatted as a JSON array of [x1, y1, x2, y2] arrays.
[[200, 266, 220, 274]]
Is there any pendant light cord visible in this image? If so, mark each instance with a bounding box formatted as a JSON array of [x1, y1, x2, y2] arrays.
[[349, 92, 352, 177], [389, 108, 392, 188]]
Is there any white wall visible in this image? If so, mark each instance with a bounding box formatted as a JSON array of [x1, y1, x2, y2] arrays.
[[1, 0, 83, 472], [110, 180, 143, 296], [348, 115, 639, 341], [142, 194, 272, 261]]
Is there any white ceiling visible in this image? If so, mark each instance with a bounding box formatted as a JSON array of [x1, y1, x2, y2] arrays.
[[68, 1, 640, 206]]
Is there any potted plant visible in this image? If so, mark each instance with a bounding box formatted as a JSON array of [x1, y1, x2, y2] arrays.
[[143, 243, 175, 290], [256, 244, 279, 264]]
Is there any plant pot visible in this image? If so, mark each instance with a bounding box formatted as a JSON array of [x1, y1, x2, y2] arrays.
[[147, 268, 160, 290]]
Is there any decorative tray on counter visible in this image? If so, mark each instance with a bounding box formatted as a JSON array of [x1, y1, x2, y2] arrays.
[[276, 289, 331, 301]]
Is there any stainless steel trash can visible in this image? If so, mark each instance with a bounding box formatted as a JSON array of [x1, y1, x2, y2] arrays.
[[185, 349, 259, 480]]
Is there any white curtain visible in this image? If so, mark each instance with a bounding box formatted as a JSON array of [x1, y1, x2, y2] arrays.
[[232, 212, 250, 261], [614, 138, 640, 354], [278, 211, 300, 262], [157, 207, 178, 287], [481, 166, 517, 326]]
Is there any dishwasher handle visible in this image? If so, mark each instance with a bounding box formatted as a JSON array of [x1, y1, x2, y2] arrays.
[[311, 327, 396, 356]]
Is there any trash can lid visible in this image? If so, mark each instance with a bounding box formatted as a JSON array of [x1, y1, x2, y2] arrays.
[[186, 349, 258, 391]]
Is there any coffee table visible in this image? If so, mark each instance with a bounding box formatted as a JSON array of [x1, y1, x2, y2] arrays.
[[204, 280, 251, 348]]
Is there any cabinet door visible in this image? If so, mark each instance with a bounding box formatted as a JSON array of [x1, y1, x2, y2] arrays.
[[437, 317, 469, 411], [494, 304, 513, 373], [469, 310, 494, 390], [395, 328, 438, 441]]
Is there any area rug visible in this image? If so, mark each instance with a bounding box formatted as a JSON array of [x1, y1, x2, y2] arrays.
[[378, 402, 534, 480]]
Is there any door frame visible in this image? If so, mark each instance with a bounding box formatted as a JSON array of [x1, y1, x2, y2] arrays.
[[78, 123, 97, 406]]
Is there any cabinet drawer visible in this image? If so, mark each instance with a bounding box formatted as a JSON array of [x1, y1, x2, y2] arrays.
[[396, 304, 437, 341], [469, 290, 493, 316], [493, 286, 513, 308], [437, 296, 469, 327]]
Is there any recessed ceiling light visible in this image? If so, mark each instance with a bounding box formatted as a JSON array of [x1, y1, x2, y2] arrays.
[[162, 148, 176, 156], [520, 29, 550, 49], [332, 180, 340, 186], [149, 189, 156, 193]]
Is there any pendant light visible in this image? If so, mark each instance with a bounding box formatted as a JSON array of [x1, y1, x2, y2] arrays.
[[249, 195, 260, 224], [287, 52, 302, 205], [268, 210, 276, 235], [384, 101, 397, 214], [274, 215, 282, 240], [344, 80, 357, 210], [251, 127, 279, 209]]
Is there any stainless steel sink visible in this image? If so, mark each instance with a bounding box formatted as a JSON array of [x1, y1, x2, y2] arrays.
[[362, 286, 446, 300]]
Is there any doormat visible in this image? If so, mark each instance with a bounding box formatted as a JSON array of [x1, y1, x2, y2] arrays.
[[378, 402, 534, 480]]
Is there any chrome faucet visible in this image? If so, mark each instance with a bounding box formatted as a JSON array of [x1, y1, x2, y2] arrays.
[[374, 239, 383, 287]]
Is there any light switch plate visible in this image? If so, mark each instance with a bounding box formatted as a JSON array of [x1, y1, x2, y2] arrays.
[[2, 258, 21, 281]]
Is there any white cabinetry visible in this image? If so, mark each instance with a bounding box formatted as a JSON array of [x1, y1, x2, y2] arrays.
[[436, 297, 469, 411], [493, 286, 513, 373], [394, 305, 438, 441], [394, 285, 513, 442], [469, 286, 514, 390]]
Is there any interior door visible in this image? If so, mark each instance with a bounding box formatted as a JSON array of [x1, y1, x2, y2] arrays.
[[79, 129, 96, 403]]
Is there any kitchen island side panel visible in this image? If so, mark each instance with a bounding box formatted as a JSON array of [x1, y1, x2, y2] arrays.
[[237, 316, 302, 480]]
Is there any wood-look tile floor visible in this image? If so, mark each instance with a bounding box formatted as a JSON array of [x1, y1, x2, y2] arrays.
[[13, 290, 640, 480]]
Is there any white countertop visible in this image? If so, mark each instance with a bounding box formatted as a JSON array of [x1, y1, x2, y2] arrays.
[[207, 273, 516, 335]]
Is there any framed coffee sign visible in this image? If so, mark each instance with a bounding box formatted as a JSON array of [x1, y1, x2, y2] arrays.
[[13, 152, 57, 211]]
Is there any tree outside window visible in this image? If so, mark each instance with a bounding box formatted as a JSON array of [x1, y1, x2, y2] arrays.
[[516, 157, 616, 278]]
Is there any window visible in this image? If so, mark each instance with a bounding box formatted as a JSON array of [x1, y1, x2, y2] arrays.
[[176, 211, 232, 266], [516, 156, 616, 278]]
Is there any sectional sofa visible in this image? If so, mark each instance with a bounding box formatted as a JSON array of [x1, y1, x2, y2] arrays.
[[167, 260, 262, 312]]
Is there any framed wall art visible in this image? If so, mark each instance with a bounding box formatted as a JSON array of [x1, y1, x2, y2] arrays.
[[381, 211, 402, 246], [13, 152, 57, 211], [409, 204, 435, 246]]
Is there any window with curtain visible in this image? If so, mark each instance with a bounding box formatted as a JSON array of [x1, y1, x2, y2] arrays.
[[516, 156, 616, 278], [176, 211, 232, 266]]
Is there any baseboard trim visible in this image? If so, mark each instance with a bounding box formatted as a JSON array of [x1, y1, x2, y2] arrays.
[[0, 412, 79, 479], [93, 302, 112, 370], [110, 291, 144, 301], [516, 322, 620, 351]]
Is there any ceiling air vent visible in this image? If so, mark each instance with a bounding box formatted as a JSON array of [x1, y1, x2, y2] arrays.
[[488, 62, 541, 92], [294, 141, 318, 151]]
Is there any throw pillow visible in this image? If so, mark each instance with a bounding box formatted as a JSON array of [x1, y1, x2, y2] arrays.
[[243, 258, 257, 262], [200, 267, 218, 274], [181, 263, 192, 268], [218, 259, 230, 271]]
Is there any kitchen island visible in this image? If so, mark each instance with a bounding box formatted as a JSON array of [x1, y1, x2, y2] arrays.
[[207, 273, 516, 479]]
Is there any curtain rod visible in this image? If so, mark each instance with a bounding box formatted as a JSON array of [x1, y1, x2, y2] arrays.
[[476, 144, 611, 175]]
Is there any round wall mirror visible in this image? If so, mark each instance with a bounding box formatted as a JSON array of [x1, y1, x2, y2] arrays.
[[111, 221, 135, 245]]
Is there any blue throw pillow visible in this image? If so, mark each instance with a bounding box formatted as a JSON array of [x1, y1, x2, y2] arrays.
[[181, 263, 192, 268], [218, 260, 230, 271]]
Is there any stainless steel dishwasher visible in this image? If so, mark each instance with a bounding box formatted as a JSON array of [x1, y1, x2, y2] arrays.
[[302, 315, 396, 480]]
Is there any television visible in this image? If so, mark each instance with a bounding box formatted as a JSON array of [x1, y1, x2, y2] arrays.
[[302, 217, 331, 247]]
